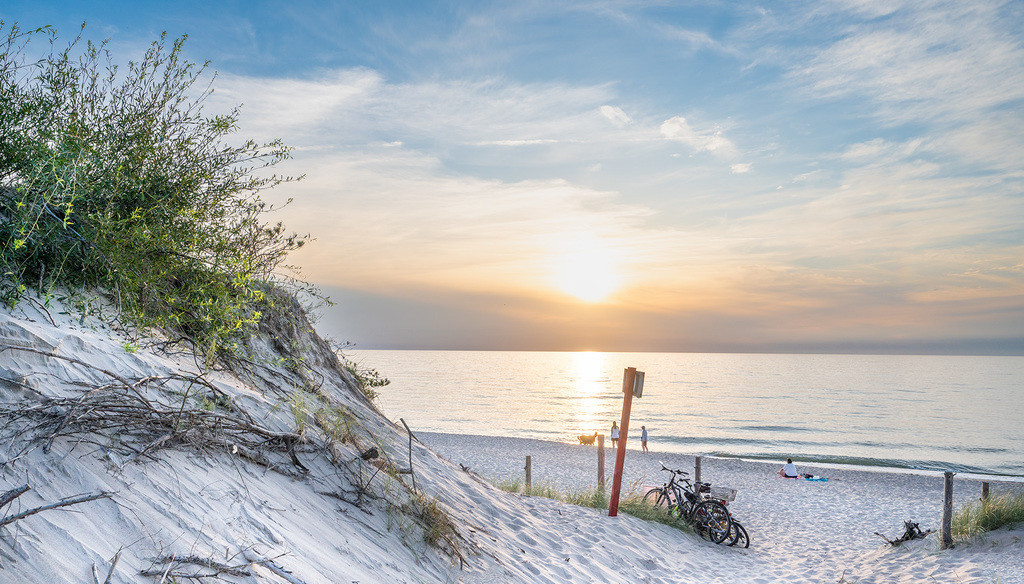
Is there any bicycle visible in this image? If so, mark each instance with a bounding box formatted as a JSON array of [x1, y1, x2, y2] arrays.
[[727, 519, 750, 548], [643, 464, 733, 544]]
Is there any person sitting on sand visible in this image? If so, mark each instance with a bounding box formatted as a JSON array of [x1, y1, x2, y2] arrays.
[[610, 421, 619, 447], [779, 458, 799, 478]]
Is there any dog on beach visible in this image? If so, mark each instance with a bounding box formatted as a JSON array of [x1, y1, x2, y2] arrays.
[[578, 432, 599, 445]]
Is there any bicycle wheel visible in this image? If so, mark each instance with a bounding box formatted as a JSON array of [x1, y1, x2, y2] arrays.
[[726, 521, 740, 546], [643, 488, 669, 509], [733, 522, 750, 548], [726, 520, 748, 547], [692, 500, 732, 544]]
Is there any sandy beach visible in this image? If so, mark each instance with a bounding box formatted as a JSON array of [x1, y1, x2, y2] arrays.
[[420, 431, 1024, 584]]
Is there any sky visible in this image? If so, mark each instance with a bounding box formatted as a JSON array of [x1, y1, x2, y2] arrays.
[[3, 1, 1024, 354]]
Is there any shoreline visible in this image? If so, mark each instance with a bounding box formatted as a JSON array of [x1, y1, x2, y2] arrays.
[[417, 430, 1024, 483]]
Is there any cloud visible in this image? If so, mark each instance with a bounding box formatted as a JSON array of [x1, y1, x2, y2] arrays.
[[659, 116, 737, 159], [792, 2, 1024, 127], [473, 139, 561, 146], [730, 163, 752, 174], [599, 105, 632, 127], [208, 68, 383, 141]]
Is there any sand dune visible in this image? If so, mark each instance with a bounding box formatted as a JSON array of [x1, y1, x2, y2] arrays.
[[1, 297, 1022, 583]]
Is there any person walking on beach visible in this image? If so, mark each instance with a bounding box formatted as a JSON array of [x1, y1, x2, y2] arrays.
[[610, 421, 619, 448], [641, 425, 648, 453], [779, 458, 799, 478]]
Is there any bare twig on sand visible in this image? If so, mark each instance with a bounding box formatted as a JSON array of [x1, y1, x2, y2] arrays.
[[0, 487, 112, 527], [0, 484, 30, 508], [102, 549, 122, 584], [242, 551, 310, 584], [139, 554, 252, 580]]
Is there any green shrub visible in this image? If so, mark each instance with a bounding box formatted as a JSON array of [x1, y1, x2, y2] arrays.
[[0, 21, 306, 360], [952, 491, 1024, 540]]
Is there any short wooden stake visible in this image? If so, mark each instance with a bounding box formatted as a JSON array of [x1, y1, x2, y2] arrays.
[[695, 456, 702, 487], [941, 471, 954, 549], [982, 482, 990, 500], [525, 455, 532, 495], [400, 418, 417, 492], [597, 434, 605, 490]]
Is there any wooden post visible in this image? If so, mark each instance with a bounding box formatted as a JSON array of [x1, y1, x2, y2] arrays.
[[597, 434, 605, 490], [399, 418, 417, 492], [941, 471, 954, 549], [695, 456, 702, 488], [608, 367, 636, 517], [982, 482, 990, 500], [525, 455, 532, 495]]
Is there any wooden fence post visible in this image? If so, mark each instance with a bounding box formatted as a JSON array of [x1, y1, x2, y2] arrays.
[[982, 482, 990, 500], [941, 471, 954, 549], [525, 455, 532, 495], [597, 434, 605, 490], [695, 456, 702, 487]]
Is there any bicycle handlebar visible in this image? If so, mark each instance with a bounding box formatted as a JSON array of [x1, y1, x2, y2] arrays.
[[658, 463, 689, 476]]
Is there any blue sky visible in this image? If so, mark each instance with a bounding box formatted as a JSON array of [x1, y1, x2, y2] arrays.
[[4, 1, 1023, 353]]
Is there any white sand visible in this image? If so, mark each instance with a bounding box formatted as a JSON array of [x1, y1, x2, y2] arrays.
[[1, 296, 1022, 583]]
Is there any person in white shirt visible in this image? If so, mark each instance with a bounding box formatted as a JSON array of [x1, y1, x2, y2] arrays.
[[610, 421, 619, 447], [779, 458, 799, 478]]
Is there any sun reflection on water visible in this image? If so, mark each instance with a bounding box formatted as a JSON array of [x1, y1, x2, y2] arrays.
[[566, 352, 612, 433]]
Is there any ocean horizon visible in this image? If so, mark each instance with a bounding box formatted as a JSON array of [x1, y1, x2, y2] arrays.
[[350, 349, 1024, 477]]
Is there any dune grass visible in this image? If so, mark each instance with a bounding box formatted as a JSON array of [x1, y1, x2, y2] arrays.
[[952, 491, 1024, 540], [490, 479, 690, 532]]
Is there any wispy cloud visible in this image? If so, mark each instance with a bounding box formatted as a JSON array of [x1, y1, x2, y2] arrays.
[[599, 105, 632, 127], [792, 2, 1024, 128], [659, 116, 738, 159]]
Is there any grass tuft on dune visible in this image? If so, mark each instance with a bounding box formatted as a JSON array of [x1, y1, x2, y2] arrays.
[[952, 492, 1024, 540], [490, 478, 692, 531]]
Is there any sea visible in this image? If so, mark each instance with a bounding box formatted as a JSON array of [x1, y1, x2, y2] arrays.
[[348, 350, 1024, 477]]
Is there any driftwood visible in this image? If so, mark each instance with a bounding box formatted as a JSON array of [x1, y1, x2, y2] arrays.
[[243, 551, 310, 584], [139, 554, 251, 580], [0, 483, 30, 508], [0, 487, 112, 527], [875, 520, 934, 546]]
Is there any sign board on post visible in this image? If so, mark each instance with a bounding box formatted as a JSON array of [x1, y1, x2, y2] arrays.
[[632, 370, 644, 398]]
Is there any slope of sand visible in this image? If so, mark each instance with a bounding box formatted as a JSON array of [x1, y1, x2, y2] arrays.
[[1, 296, 1022, 583], [421, 431, 1024, 584]]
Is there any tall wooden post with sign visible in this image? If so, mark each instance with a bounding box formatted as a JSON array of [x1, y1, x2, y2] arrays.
[[608, 367, 644, 517]]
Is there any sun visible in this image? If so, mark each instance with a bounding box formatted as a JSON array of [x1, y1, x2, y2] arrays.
[[553, 248, 621, 303]]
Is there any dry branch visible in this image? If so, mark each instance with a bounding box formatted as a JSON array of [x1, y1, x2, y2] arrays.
[[0, 363, 307, 473], [0, 490, 112, 527], [0, 483, 30, 508], [139, 554, 251, 579], [103, 549, 122, 584], [243, 551, 309, 584]]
